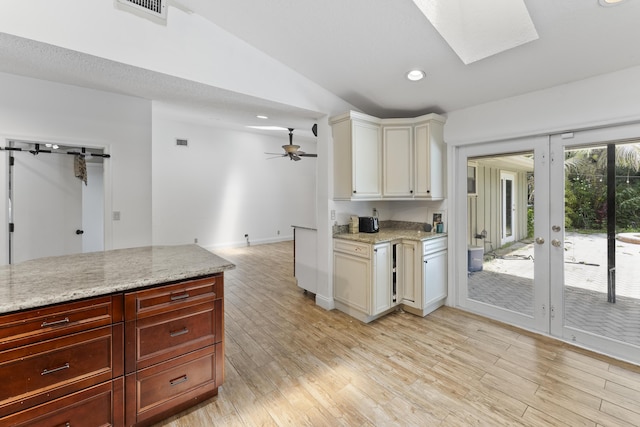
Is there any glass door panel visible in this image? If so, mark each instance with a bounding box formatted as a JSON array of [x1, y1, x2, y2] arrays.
[[550, 134, 640, 362], [458, 138, 549, 333]]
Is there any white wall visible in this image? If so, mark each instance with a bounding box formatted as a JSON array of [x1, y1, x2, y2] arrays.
[[152, 108, 317, 248], [445, 65, 640, 145], [0, 0, 349, 116], [0, 72, 152, 263]]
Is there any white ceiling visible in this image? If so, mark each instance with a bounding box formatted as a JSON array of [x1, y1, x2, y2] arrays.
[[2, 0, 640, 133]]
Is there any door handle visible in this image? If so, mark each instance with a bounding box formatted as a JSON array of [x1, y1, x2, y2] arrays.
[[535, 237, 545, 245], [75, 229, 84, 235], [552, 225, 561, 232], [551, 239, 561, 247]]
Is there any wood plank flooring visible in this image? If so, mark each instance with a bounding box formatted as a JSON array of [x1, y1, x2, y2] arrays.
[[153, 241, 640, 426]]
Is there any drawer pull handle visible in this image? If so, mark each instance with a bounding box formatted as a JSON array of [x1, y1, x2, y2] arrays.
[[41, 317, 70, 328], [41, 363, 70, 376], [170, 293, 190, 301], [170, 375, 188, 386], [170, 327, 189, 337]]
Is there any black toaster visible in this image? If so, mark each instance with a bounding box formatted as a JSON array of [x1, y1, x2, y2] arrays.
[[359, 216, 379, 233]]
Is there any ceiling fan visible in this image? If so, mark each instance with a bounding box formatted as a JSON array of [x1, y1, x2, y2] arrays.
[[266, 128, 317, 161]]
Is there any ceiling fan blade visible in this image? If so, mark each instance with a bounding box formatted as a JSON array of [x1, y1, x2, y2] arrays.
[[266, 154, 286, 159], [265, 152, 286, 155], [291, 154, 302, 161], [298, 153, 318, 157]]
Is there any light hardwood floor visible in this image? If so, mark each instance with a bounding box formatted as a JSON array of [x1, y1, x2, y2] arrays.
[[154, 241, 640, 426]]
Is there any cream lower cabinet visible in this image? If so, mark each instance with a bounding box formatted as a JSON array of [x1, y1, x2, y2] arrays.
[[333, 240, 394, 323], [334, 236, 447, 322], [402, 236, 448, 317]]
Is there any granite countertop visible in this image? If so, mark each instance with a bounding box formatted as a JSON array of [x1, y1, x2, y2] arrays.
[[334, 229, 447, 244], [0, 244, 235, 314]]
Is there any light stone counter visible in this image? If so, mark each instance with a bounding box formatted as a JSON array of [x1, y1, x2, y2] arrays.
[[0, 244, 235, 314], [334, 229, 446, 245]]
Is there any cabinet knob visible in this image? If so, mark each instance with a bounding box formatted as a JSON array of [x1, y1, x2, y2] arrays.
[[424, 260, 428, 264], [353, 190, 357, 194], [427, 190, 430, 193], [410, 190, 413, 194]]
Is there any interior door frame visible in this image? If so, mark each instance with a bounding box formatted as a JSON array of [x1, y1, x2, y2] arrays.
[[549, 125, 640, 363], [454, 135, 550, 334], [4, 138, 111, 264]]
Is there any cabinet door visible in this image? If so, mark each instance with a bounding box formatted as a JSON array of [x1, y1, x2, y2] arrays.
[[383, 126, 413, 197], [414, 122, 444, 199], [423, 250, 447, 307], [400, 241, 421, 309], [372, 244, 391, 315], [333, 252, 371, 314], [352, 120, 382, 198]]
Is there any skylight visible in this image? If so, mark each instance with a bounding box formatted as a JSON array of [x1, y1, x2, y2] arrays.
[[411, 0, 539, 64]]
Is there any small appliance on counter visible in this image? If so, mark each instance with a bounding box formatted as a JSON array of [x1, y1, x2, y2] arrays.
[[359, 216, 379, 233]]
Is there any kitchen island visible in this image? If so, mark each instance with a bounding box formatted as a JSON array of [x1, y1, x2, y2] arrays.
[[334, 227, 447, 323], [0, 244, 235, 426]]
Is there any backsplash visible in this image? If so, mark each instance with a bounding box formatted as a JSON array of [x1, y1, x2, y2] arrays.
[[333, 220, 431, 235]]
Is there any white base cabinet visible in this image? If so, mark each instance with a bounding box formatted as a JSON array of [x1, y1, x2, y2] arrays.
[[333, 240, 396, 323], [403, 236, 448, 317], [334, 236, 447, 323]]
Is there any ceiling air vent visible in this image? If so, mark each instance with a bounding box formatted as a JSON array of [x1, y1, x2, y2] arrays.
[[116, 0, 167, 21], [176, 138, 188, 147]]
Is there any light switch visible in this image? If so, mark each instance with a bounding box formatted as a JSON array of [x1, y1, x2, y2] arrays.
[[112, 211, 121, 221]]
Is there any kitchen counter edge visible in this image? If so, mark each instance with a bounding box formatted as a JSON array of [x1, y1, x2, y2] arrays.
[[0, 244, 235, 315]]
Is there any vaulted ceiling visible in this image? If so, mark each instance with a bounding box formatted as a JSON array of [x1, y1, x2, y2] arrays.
[[2, 0, 640, 131]]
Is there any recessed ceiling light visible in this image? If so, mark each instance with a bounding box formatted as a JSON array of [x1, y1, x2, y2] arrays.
[[256, 115, 268, 119], [599, 0, 626, 6], [407, 70, 426, 81]]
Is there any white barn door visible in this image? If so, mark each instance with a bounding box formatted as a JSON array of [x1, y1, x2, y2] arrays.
[[10, 151, 83, 263]]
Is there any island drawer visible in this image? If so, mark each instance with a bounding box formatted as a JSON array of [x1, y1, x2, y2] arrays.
[[0, 295, 122, 351], [333, 239, 371, 258], [125, 275, 222, 320], [0, 379, 123, 427], [132, 300, 218, 370], [0, 325, 115, 417], [127, 346, 217, 426]]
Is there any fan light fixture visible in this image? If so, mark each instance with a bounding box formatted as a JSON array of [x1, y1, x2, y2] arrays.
[[407, 70, 426, 81]]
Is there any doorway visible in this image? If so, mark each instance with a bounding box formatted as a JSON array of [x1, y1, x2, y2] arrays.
[[7, 140, 106, 263], [457, 126, 640, 364]]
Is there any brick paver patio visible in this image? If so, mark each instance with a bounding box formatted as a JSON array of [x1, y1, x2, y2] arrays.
[[468, 232, 640, 347]]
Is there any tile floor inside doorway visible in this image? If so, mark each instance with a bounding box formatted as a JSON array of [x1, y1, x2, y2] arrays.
[[468, 232, 640, 347]]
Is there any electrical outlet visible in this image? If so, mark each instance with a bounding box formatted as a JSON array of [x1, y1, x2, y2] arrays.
[[330, 210, 336, 220], [373, 208, 377, 217], [112, 211, 121, 221], [277, 230, 280, 235], [194, 238, 198, 244]]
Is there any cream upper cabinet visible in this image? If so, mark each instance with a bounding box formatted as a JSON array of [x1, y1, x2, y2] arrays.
[[414, 116, 446, 199], [382, 125, 414, 197], [330, 111, 445, 201], [330, 111, 382, 200]]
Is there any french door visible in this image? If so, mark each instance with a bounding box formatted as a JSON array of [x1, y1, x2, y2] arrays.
[[457, 124, 640, 364]]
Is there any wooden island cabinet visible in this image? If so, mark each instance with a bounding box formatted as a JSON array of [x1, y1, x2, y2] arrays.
[[0, 245, 234, 427]]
